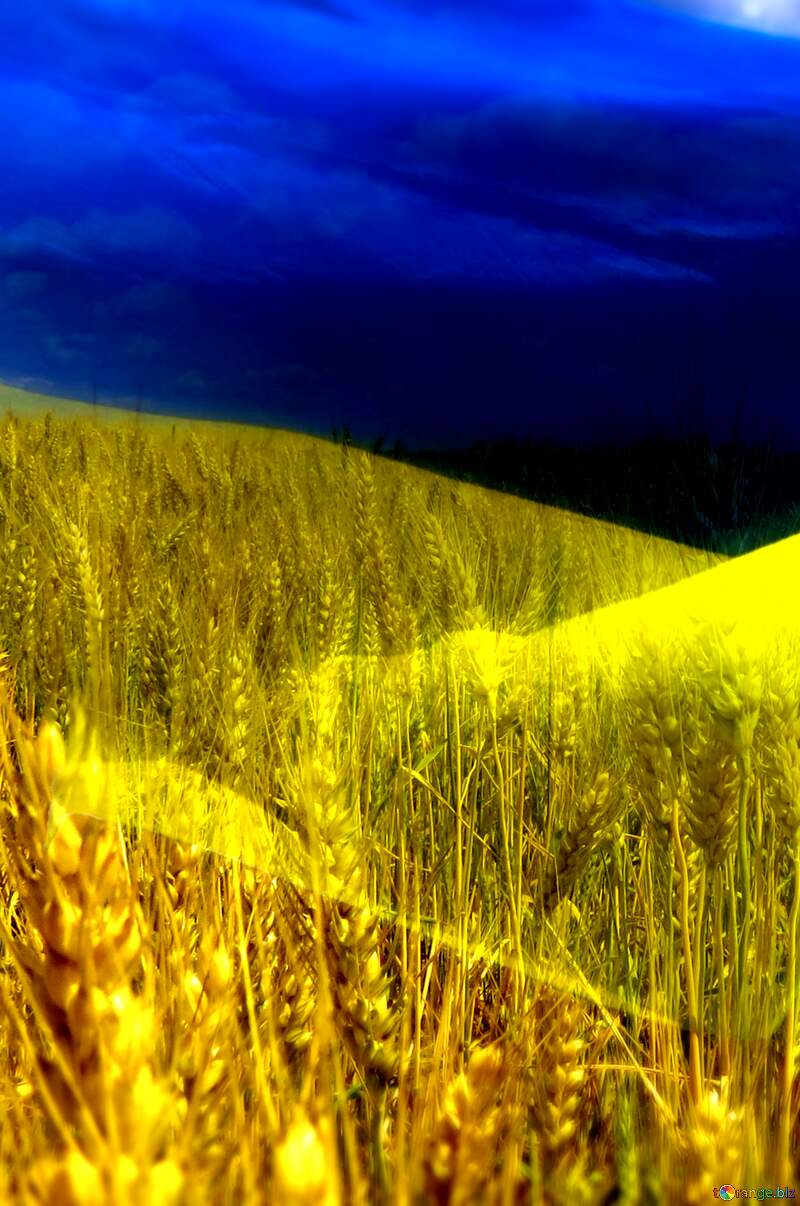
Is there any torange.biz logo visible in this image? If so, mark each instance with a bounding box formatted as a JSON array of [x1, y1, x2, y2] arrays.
[[714, 1188, 797, 1201]]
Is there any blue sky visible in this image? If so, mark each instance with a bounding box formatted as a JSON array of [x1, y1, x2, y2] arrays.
[[1, 0, 800, 445]]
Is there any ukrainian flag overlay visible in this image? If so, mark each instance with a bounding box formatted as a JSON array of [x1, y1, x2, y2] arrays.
[[1, 403, 799, 1201], [3, 0, 800, 1197]]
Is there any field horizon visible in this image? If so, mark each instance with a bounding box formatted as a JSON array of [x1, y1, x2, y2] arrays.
[[4, 377, 800, 558]]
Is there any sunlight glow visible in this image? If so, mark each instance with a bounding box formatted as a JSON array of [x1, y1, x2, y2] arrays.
[[649, 0, 800, 35]]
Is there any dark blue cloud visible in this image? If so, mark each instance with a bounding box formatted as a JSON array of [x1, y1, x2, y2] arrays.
[[0, 0, 799, 444]]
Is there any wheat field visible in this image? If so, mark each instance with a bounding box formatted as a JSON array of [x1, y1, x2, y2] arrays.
[[1, 405, 799, 1203]]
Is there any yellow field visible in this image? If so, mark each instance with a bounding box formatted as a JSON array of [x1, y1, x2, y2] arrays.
[[0, 402, 798, 1203]]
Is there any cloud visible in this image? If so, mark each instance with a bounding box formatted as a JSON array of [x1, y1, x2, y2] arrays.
[[13, 308, 47, 328], [113, 281, 188, 314], [268, 0, 358, 19], [631, 213, 787, 238], [357, 0, 599, 23], [45, 332, 96, 365], [0, 205, 200, 268], [0, 96, 715, 297], [80, 206, 199, 255], [175, 370, 208, 392], [142, 72, 241, 114], [642, 0, 800, 37], [133, 131, 708, 287], [0, 374, 57, 393], [3, 271, 48, 298], [0, 217, 92, 266], [401, 98, 800, 261], [126, 333, 163, 361], [590, 248, 710, 280]]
